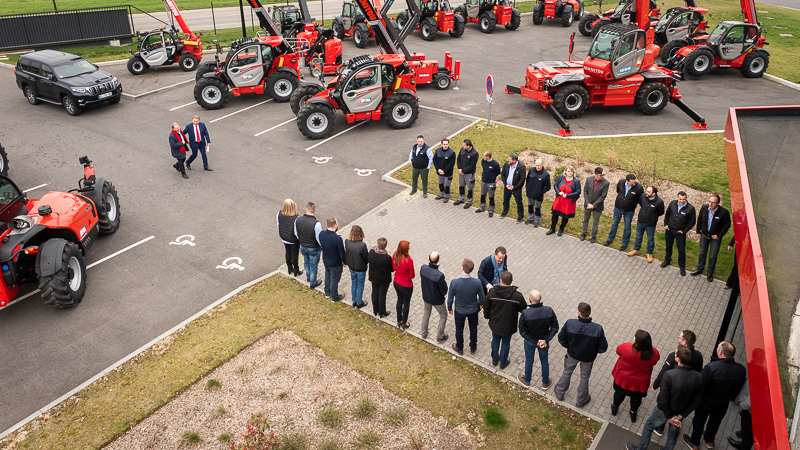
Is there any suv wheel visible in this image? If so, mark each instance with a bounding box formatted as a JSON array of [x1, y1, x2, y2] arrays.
[[62, 96, 83, 116], [24, 85, 40, 105]]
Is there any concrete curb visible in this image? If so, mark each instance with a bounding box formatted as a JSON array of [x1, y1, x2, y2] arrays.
[[765, 73, 800, 91]]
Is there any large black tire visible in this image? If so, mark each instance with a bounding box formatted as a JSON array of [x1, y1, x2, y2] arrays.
[[454, 6, 466, 21], [290, 84, 324, 115], [297, 103, 337, 139], [195, 62, 215, 81], [591, 20, 610, 37], [267, 71, 299, 103], [0, 143, 8, 176], [24, 84, 40, 105], [97, 180, 120, 235], [178, 53, 197, 72], [684, 49, 713, 77], [354, 23, 369, 48], [332, 20, 345, 39], [479, 12, 496, 33], [573, 0, 584, 20], [506, 8, 521, 30], [552, 84, 589, 118], [127, 56, 148, 75], [635, 82, 670, 115], [39, 242, 86, 308], [532, 9, 544, 25], [396, 11, 409, 28], [383, 94, 419, 129], [194, 78, 229, 110], [660, 39, 686, 63], [578, 13, 598, 36], [421, 17, 438, 41], [449, 14, 465, 37], [435, 72, 451, 90], [740, 50, 769, 78], [561, 4, 574, 27], [62, 95, 82, 116]]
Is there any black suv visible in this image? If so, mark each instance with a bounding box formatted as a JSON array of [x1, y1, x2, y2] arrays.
[[15, 50, 123, 116]]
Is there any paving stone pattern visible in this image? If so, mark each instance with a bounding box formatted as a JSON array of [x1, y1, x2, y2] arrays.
[[289, 187, 744, 449]]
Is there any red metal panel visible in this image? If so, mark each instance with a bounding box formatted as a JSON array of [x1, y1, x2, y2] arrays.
[[724, 106, 794, 450]]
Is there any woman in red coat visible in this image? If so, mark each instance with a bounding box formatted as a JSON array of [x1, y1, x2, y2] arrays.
[[547, 165, 582, 236], [393, 240, 415, 330], [610, 329, 660, 423]]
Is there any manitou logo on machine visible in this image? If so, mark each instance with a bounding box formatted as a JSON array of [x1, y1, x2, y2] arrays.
[[584, 66, 603, 74], [354, 0, 380, 22], [165, 0, 181, 17]]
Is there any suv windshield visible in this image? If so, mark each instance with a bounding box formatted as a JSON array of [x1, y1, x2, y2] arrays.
[[588, 32, 618, 60], [53, 59, 96, 79]]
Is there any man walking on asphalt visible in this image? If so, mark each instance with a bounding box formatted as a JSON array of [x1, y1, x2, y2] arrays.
[[580, 167, 609, 242], [409, 135, 433, 198], [554, 302, 608, 407], [475, 151, 501, 217], [661, 191, 697, 276], [603, 174, 644, 251], [518, 289, 559, 390], [484, 271, 527, 369], [478, 246, 508, 295], [420, 251, 449, 343], [525, 158, 551, 227], [318, 217, 347, 302], [453, 139, 478, 208], [447, 259, 485, 356], [183, 114, 212, 171], [683, 341, 746, 450], [627, 186, 665, 263], [691, 194, 731, 282], [500, 153, 526, 222], [433, 138, 456, 202], [295, 202, 323, 289], [626, 345, 703, 450]]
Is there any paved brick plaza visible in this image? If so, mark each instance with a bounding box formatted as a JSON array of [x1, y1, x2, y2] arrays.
[[290, 187, 743, 448]]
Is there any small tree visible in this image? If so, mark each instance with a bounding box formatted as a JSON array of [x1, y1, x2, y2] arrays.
[[230, 414, 280, 450]]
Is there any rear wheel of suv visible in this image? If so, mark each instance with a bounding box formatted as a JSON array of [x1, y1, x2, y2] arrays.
[[98, 180, 121, 235], [24, 85, 40, 105], [62, 95, 83, 116], [194, 78, 229, 110], [127, 56, 148, 75], [40, 242, 86, 308]]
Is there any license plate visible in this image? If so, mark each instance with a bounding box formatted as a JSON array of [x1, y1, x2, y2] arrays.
[[98, 92, 112, 99]]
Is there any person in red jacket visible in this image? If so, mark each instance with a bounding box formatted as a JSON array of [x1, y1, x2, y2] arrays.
[[611, 330, 661, 423], [393, 240, 415, 330]]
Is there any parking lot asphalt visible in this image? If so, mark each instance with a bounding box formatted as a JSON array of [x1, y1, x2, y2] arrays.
[[0, 19, 798, 434]]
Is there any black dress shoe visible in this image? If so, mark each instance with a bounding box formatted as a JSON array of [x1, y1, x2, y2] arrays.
[[690, 269, 703, 276], [488, 212, 494, 218], [610, 403, 618, 416], [629, 410, 637, 423], [204, 167, 213, 171], [500, 213, 507, 218], [294, 270, 304, 276], [182, 173, 189, 179], [660, 261, 670, 268], [434, 194, 444, 200], [680, 267, 686, 276], [463, 203, 472, 209], [186, 162, 192, 170], [516, 218, 523, 223], [707, 273, 714, 282], [453, 200, 463, 205], [602, 240, 613, 246], [557, 230, 563, 236], [546, 229, 556, 235], [475, 208, 485, 213], [590, 237, 596, 243], [580, 234, 586, 241]]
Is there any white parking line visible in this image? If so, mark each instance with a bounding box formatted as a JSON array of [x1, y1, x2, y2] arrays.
[[3, 235, 155, 309], [254, 117, 296, 136], [209, 100, 272, 123], [123, 79, 194, 100], [305, 121, 367, 151], [169, 101, 196, 112], [22, 184, 48, 193]]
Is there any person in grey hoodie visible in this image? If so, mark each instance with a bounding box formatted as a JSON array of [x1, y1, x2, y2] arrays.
[[484, 271, 527, 369], [447, 258, 485, 355]]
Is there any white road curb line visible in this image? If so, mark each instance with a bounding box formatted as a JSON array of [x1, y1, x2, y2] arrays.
[[122, 78, 195, 99], [765, 73, 800, 91], [0, 269, 282, 442], [587, 421, 611, 450]]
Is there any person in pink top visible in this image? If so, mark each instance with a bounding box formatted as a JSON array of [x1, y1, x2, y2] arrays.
[[393, 240, 415, 330], [611, 330, 661, 423]]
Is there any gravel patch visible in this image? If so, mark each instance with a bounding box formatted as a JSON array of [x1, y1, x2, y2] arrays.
[[105, 330, 476, 449]]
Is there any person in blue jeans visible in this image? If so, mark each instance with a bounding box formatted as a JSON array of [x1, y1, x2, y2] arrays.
[[628, 186, 665, 263], [344, 225, 369, 309], [483, 271, 526, 369], [603, 174, 644, 251], [294, 202, 323, 289], [318, 217, 347, 302], [447, 259, 485, 355], [517, 290, 559, 390]]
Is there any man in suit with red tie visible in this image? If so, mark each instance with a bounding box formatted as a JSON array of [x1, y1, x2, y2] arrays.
[[183, 115, 212, 171]]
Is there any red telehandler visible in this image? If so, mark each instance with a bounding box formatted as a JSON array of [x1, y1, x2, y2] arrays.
[[532, 0, 585, 28], [665, 0, 769, 78], [454, 0, 521, 33], [127, 0, 203, 75], [395, 0, 466, 41], [505, 0, 706, 136], [652, 1, 709, 61], [578, 0, 660, 37]]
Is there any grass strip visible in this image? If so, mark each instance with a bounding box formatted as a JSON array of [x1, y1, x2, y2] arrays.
[[3, 276, 598, 450], [393, 122, 735, 279]]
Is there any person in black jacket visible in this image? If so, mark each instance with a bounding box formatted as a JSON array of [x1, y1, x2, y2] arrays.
[[554, 302, 608, 407], [581, 167, 610, 243], [477, 247, 508, 294], [368, 237, 393, 318], [525, 159, 551, 227], [295, 202, 323, 289], [484, 271, 527, 368], [476, 151, 501, 217], [603, 174, 644, 251], [627, 345, 703, 450], [652, 330, 703, 390], [344, 225, 369, 309], [661, 191, 697, 276], [454, 139, 478, 208], [276, 198, 302, 277], [500, 154, 526, 223], [691, 194, 731, 282], [409, 135, 433, 197], [318, 217, 346, 302], [419, 252, 449, 342], [517, 290, 558, 389], [168, 123, 190, 179], [683, 341, 746, 450], [627, 186, 665, 262], [433, 139, 456, 202]]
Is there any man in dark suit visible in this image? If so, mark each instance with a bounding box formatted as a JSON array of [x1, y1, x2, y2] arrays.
[[500, 153, 526, 223], [581, 167, 609, 243], [661, 191, 697, 276], [478, 246, 508, 294], [183, 115, 212, 171], [603, 174, 644, 251], [691, 194, 731, 282]]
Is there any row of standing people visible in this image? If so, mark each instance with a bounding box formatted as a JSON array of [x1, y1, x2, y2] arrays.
[[409, 136, 732, 281]]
